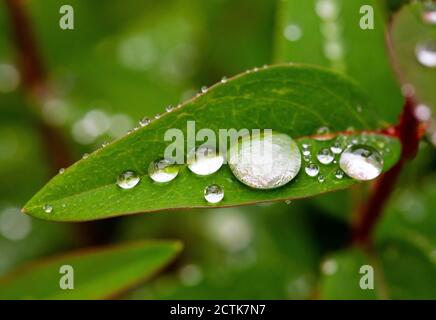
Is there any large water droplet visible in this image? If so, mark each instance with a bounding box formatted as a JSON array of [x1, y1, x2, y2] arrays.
[[148, 158, 179, 183], [228, 132, 301, 189], [43, 204, 53, 213], [339, 145, 383, 181], [187, 146, 224, 176], [416, 41, 436, 68], [204, 184, 224, 204], [117, 170, 140, 189], [317, 148, 334, 164], [305, 163, 320, 177]]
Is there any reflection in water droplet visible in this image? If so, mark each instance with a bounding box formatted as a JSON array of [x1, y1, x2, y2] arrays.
[[148, 159, 179, 183], [204, 184, 224, 204], [318, 175, 325, 183], [305, 163, 320, 177], [415, 41, 436, 68], [335, 169, 344, 179], [43, 204, 53, 214], [228, 132, 301, 189], [187, 146, 224, 176], [117, 170, 140, 189], [339, 145, 383, 181], [330, 142, 343, 154], [317, 148, 334, 165]]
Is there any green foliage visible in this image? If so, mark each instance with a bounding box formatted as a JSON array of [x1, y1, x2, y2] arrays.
[[0, 240, 182, 299]]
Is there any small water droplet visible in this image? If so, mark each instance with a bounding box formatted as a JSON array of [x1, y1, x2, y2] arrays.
[[82, 153, 89, 159], [415, 41, 436, 68], [58, 168, 65, 174], [303, 154, 311, 162], [204, 184, 224, 204], [339, 145, 383, 181], [414, 104, 432, 122], [318, 175, 325, 183], [154, 113, 162, 119], [305, 163, 320, 177], [314, 126, 333, 140], [117, 170, 140, 189], [187, 146, 224, 176], [166, 105, 174, 112], [356, 105, 362, 113], [330, 142, 343, 154], [43, 204, 53, 213], [335, 169, 344, 179], [302, 143, 311, 149], [221, 76, 228, 83], [148, 158, 179, 183], [302, 149, 311, 157], [201, 86, 208, 93], [317, 148, 334, 165], [228, 132, 301, 189], [285, 200, 292, 205]]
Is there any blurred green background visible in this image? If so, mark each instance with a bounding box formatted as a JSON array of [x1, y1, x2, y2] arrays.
[[0, 0, 435, 299]]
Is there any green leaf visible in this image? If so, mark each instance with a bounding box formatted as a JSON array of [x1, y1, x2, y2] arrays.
[[391, 2, 436, 112], [274, 0, 403, 123], [23, 65, 401, 221], [0, 240, 182, 299]]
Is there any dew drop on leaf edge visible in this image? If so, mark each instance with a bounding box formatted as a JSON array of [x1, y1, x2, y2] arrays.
[[148, 158, 179, 183], [187, 146, 224, 176], [339, 144, 383, 181], [117, 170, 141, 189], [204, 184, 224, 204]]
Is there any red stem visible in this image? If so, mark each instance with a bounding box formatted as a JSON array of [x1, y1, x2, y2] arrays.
[[352, 96, 421, 246], [5, 0, 72, 172]]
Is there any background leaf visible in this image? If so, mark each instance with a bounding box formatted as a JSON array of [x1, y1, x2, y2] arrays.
[[0, 240, 182, 299]]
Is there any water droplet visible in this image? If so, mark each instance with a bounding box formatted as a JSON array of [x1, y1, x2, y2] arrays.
[[285, 200, 292, 205], [148, 158, 179, 183], [139, 117, 150, 127], [204, 184, 224, 204], [414, 104, 432, 122], [82, 153, 89, 159], [356, 105, 362, 113], [201, 86, 208, 93], [228, 132, 301, 189], [305, 163, 320, 177], [302, 149, 311, 157], [43, 204, 53, 214], [166, 105, 174, 113], [415, 41, 436, 68], [339, 145, 383, 181], [317, 148, 334, 164], [221, 76, 228, 83], [302, 143, 311, 149], [154, 113, 162, 119], [58, 168, 65, 174], [335, 169, 344, 179], [187, 146, 224, 176], [117, 170, 140, 189], [422, 1, 436, 25], [283, 24, 303, 42], [318, 175, 325, 183], [330, 142, 343, 154], [314, 126, 333, 140]]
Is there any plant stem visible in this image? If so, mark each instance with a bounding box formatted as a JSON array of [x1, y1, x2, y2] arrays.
[[4, 0, 72, 173], [352, 96, 420, 247]]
